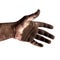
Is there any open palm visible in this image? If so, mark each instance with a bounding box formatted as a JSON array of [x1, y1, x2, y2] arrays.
[[15, 9, 54, 47]]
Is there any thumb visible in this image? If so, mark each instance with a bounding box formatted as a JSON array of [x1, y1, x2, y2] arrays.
[[15, 9, 40, 27], [19, 9, 40, 24], [26, 9, 40, 22]]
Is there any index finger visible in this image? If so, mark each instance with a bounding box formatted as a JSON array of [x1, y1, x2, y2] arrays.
[[35, 22, 53, 29]]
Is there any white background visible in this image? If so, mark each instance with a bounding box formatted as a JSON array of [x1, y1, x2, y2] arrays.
[[0, 0, 59, 60]]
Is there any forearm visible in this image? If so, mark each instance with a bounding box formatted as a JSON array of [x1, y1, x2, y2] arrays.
[[0, 22, 15, 41]]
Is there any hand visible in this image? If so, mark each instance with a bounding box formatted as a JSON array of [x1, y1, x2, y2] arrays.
[[15, 9, 55, 47]]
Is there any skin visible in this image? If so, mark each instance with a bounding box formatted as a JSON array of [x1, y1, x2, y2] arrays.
[[0, 9, 54, 47]]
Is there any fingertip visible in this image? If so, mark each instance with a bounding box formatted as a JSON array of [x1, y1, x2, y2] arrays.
[[35, 9, 40, 17], [48, 40, 51, 44], [38, 43, 44, 47], [37, 9, 40, 14], [41, 44, 44, 47], [52, 35, 55, 39], [48, 25, 54, 29]]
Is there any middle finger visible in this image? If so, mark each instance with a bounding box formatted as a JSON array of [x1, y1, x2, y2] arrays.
[[38, 29, 54, 39]]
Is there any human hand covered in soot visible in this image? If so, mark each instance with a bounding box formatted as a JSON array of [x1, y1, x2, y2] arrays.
[[0, 9, 55, 47]]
